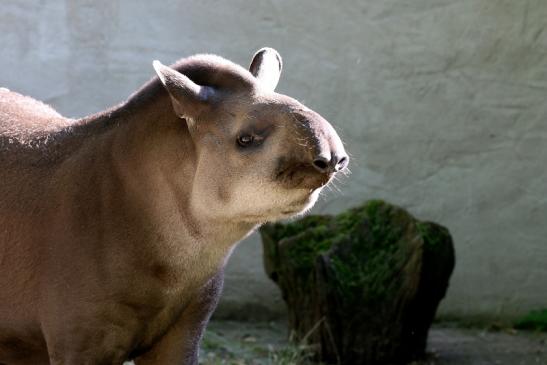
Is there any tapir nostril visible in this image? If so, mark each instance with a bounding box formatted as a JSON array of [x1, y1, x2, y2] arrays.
[[336, 156, 349, 171], [313, 154, 349, 174], [312, 157, 329, 173]]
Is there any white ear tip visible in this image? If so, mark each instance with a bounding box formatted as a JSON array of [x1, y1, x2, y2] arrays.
[[257, 47, 275, 54], [255, 48, 282, 70], [255, 47, 278, 55], [152, 60, 163, 71], [152, 60, 168, 84]]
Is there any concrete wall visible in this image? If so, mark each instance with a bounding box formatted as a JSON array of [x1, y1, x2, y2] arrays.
[[1, 0, 546, 320]]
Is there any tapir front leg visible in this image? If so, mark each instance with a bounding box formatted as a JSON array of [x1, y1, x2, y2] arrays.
[[134, 271, 224, 365]]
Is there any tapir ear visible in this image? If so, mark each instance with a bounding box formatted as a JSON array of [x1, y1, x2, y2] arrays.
[[152, 60, 216, 118], [249, 47, 282, 92]]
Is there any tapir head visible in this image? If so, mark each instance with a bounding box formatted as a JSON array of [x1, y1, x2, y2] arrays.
[[153, 48, 348, 224]]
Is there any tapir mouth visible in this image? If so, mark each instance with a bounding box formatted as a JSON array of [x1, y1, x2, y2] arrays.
[[274, 161, 332, 190]]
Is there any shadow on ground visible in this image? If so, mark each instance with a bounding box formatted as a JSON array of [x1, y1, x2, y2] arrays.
[[199, 320, 547, 365]]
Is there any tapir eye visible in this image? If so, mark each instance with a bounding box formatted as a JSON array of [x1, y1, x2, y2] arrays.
[[237, 134, 254, 147], [236, 129, 268, 149]]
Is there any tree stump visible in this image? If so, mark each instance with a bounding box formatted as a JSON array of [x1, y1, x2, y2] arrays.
[[260, 200, 455, 365]]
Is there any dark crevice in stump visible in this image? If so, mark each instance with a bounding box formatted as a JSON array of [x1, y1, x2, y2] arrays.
[[260, 200, 455, 365]]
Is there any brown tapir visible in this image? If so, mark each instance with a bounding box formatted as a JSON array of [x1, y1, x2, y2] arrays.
[[0, 48, 348, 365]]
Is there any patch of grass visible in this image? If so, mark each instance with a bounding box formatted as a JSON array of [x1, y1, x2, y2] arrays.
[[267, 343, 315, 365], [514, 309, 547, 332], [200, 342, 314, 365], [199, 325, 317, 365]]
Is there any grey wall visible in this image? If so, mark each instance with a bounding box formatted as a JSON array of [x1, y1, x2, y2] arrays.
[[1, 0, 546, 321]]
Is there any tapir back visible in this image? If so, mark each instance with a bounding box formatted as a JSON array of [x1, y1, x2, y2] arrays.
[[0, 89, 66, 337], [0, 88, 69, 135], [0, 88, 68, 234]]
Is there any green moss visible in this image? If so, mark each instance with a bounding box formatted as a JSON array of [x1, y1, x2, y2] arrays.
[[515, 309, 547, 331], [416, 222, 445, 250], [334, 202, 371, 232], [285, 225, 332, 271], [365, 200, 404, 246], [265, 215, 332, 243], [280, 200, 393, 275], [331, 247, 398, 301], [329, 201, 405, 301], [263, 200, 449, 303]]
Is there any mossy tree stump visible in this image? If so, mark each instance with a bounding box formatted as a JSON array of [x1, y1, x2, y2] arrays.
[[260, 200, 455, 365]]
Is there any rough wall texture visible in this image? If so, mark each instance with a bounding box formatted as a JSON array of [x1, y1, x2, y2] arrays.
[[1, 0, 546, 320]]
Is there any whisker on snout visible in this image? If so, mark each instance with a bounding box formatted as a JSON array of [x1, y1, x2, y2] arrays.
[[340, 167, 352, 177], [330, 180, 343, 194], [333, 173, 351, 188]]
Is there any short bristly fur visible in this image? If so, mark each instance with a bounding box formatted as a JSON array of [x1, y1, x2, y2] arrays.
[[0, 48, 348, 365]]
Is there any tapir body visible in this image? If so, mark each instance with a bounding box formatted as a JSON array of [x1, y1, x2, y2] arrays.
[[0, 49, 348, 364]]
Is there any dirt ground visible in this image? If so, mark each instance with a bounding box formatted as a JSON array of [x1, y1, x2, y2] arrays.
[[199, 320, 547, 365], [424, 326, 547, 365]]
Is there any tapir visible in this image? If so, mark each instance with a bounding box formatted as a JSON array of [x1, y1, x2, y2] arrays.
[[0, 48, 348, 364]]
